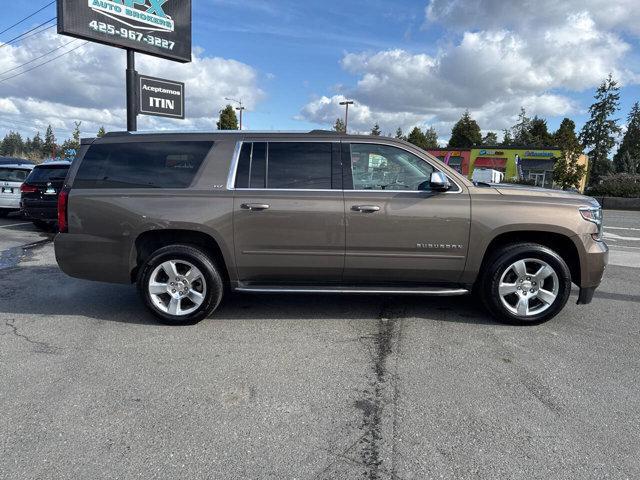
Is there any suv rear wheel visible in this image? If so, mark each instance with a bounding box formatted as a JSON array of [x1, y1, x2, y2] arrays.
[[480, 243, 572, 325], [137, 244, 224, 325]]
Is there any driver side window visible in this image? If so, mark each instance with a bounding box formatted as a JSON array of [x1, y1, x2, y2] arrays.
[[349, 144, 434, 191]]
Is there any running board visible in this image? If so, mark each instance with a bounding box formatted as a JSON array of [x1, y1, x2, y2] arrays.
[[235, 285, 469, 296]]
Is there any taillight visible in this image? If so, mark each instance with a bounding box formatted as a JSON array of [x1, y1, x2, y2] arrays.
[[58, 188, 70, 233], [20, 183, 38, 194]]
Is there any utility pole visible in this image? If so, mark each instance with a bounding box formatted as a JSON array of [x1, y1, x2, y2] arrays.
[[225, 97, 245, 130], [339, 100, 354, 133]]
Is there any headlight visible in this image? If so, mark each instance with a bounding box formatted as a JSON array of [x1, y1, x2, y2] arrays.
[[579, 206, 603, 241]]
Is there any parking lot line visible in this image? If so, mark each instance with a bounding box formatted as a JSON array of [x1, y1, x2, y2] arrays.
[[605, 226, 640, 232], [0, 222, 31, 228]]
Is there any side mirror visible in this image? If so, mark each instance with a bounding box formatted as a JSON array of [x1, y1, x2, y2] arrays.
[[429, 171, 451, 192]]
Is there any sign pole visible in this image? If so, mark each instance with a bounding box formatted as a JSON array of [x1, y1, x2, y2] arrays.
[[126, 49, 138, 132]]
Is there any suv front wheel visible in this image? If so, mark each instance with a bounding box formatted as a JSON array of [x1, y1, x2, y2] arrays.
[[137, 244, 224, 325], [480, 243, 572, 325]]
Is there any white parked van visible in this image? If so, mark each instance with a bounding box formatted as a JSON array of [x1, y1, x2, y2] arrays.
[[472, 168, 504, 184], [0, 164, 34, 217]]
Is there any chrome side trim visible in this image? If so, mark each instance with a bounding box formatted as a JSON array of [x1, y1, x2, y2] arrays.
[[226, 139, 464, 194], [235, 286, 470, 296]]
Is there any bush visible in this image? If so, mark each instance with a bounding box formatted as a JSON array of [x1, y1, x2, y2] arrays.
[[588, 174, 640, 198]]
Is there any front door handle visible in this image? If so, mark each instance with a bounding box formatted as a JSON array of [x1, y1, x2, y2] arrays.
[[351, 205, 381, 213], [241, 203, 270, 211]]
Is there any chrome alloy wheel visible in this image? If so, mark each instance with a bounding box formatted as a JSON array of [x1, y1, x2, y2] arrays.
[[148, 260, 207, 316], [498, 258, 559, 318]]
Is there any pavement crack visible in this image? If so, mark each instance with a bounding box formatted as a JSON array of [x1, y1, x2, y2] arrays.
[[4, 319, 60, 354]]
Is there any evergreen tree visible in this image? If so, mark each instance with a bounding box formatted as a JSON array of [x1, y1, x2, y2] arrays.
[[552, 118, 586, 190], [580, 74, 621, 185], [0, 131, 25, 156], [448, 110, 482, 148], [395, 127, 406, 141], [613, 102, 640, 173], [333, 118, 346, 133], [482, 131, 498, 146], [43, 125, 56, 158], [512, 107, 533, 145], [501, 129, 513, 146], [217, 105, 238, 130], [97, 126, 106, 138], [424, 126, 439, 148], [370, 123, 381, 136], [529, 116, 553, 147], [407, 127, 428, 150], [31, 132, 43, 158]]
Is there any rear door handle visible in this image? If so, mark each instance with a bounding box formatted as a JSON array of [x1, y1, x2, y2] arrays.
[[351, 205, 381, 213], [241, 203, 270, 211]]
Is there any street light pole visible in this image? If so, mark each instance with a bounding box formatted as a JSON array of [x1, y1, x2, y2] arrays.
[[225, 97, 245, 130], [339, 100, 354, 133], [236, 106, 246, 130]]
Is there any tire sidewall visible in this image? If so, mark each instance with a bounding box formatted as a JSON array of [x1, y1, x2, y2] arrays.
[[138, 245, 223, 325], [484, 245, 572, 325]]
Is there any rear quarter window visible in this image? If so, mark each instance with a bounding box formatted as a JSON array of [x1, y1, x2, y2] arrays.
[[73, 141, 213, 189]]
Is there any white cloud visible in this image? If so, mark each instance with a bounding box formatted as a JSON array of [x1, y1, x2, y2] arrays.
[[0, 31, 265, 139], [425, 0, 640, 37], [301, 3, 638, 139]]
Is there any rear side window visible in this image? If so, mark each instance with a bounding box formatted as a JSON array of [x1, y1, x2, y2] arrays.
[[74, 141, 213, 189], [0, 168, 31, 182], [268, 143, 331, 189], [26, 166, 69, 183], [235, 142, 332, 190]]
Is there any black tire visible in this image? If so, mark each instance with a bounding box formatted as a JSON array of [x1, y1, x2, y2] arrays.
[[0, 210, 10, 218], [137, 244, 224, 325], [479, 243, 572, 325]]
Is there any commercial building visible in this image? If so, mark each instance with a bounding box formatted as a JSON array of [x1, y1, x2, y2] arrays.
[[428, 147, 589, 191], [426, 149, 472, 175]]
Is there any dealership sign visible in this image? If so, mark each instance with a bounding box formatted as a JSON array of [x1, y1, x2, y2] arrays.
[[525, 151, 555, 158], [138, 74, 184, 119], [57, 0, 192, 62]]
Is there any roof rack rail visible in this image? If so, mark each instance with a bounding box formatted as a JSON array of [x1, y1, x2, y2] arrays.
[[103, 131, 131, 137], [308, 129, 341, 135]]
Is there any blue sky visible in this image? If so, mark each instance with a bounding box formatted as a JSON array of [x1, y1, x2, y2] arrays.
[[0, 0, 639, 143]]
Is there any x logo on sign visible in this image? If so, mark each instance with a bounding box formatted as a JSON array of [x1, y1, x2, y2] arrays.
[[123, 0, 168, 17], [144, 0, 168, 17]]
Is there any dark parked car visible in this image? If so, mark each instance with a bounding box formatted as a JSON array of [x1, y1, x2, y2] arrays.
[[55, 131, 607, 326], [21, 161, 71, 229]]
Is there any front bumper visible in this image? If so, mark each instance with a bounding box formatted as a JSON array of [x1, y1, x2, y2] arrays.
[[575, 234, 609, 304], [577, 286, 597, 305]]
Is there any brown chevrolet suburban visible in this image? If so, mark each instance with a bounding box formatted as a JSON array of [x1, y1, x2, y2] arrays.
[[54, 131, 608, 325]]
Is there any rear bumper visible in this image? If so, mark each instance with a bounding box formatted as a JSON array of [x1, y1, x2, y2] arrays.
[[0, 195, 21, 210], [22, 199, 57, 221], [54, 232, 132, 284]]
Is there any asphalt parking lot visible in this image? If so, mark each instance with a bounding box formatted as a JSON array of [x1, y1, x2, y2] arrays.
[[1, 211, 639, 479]]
